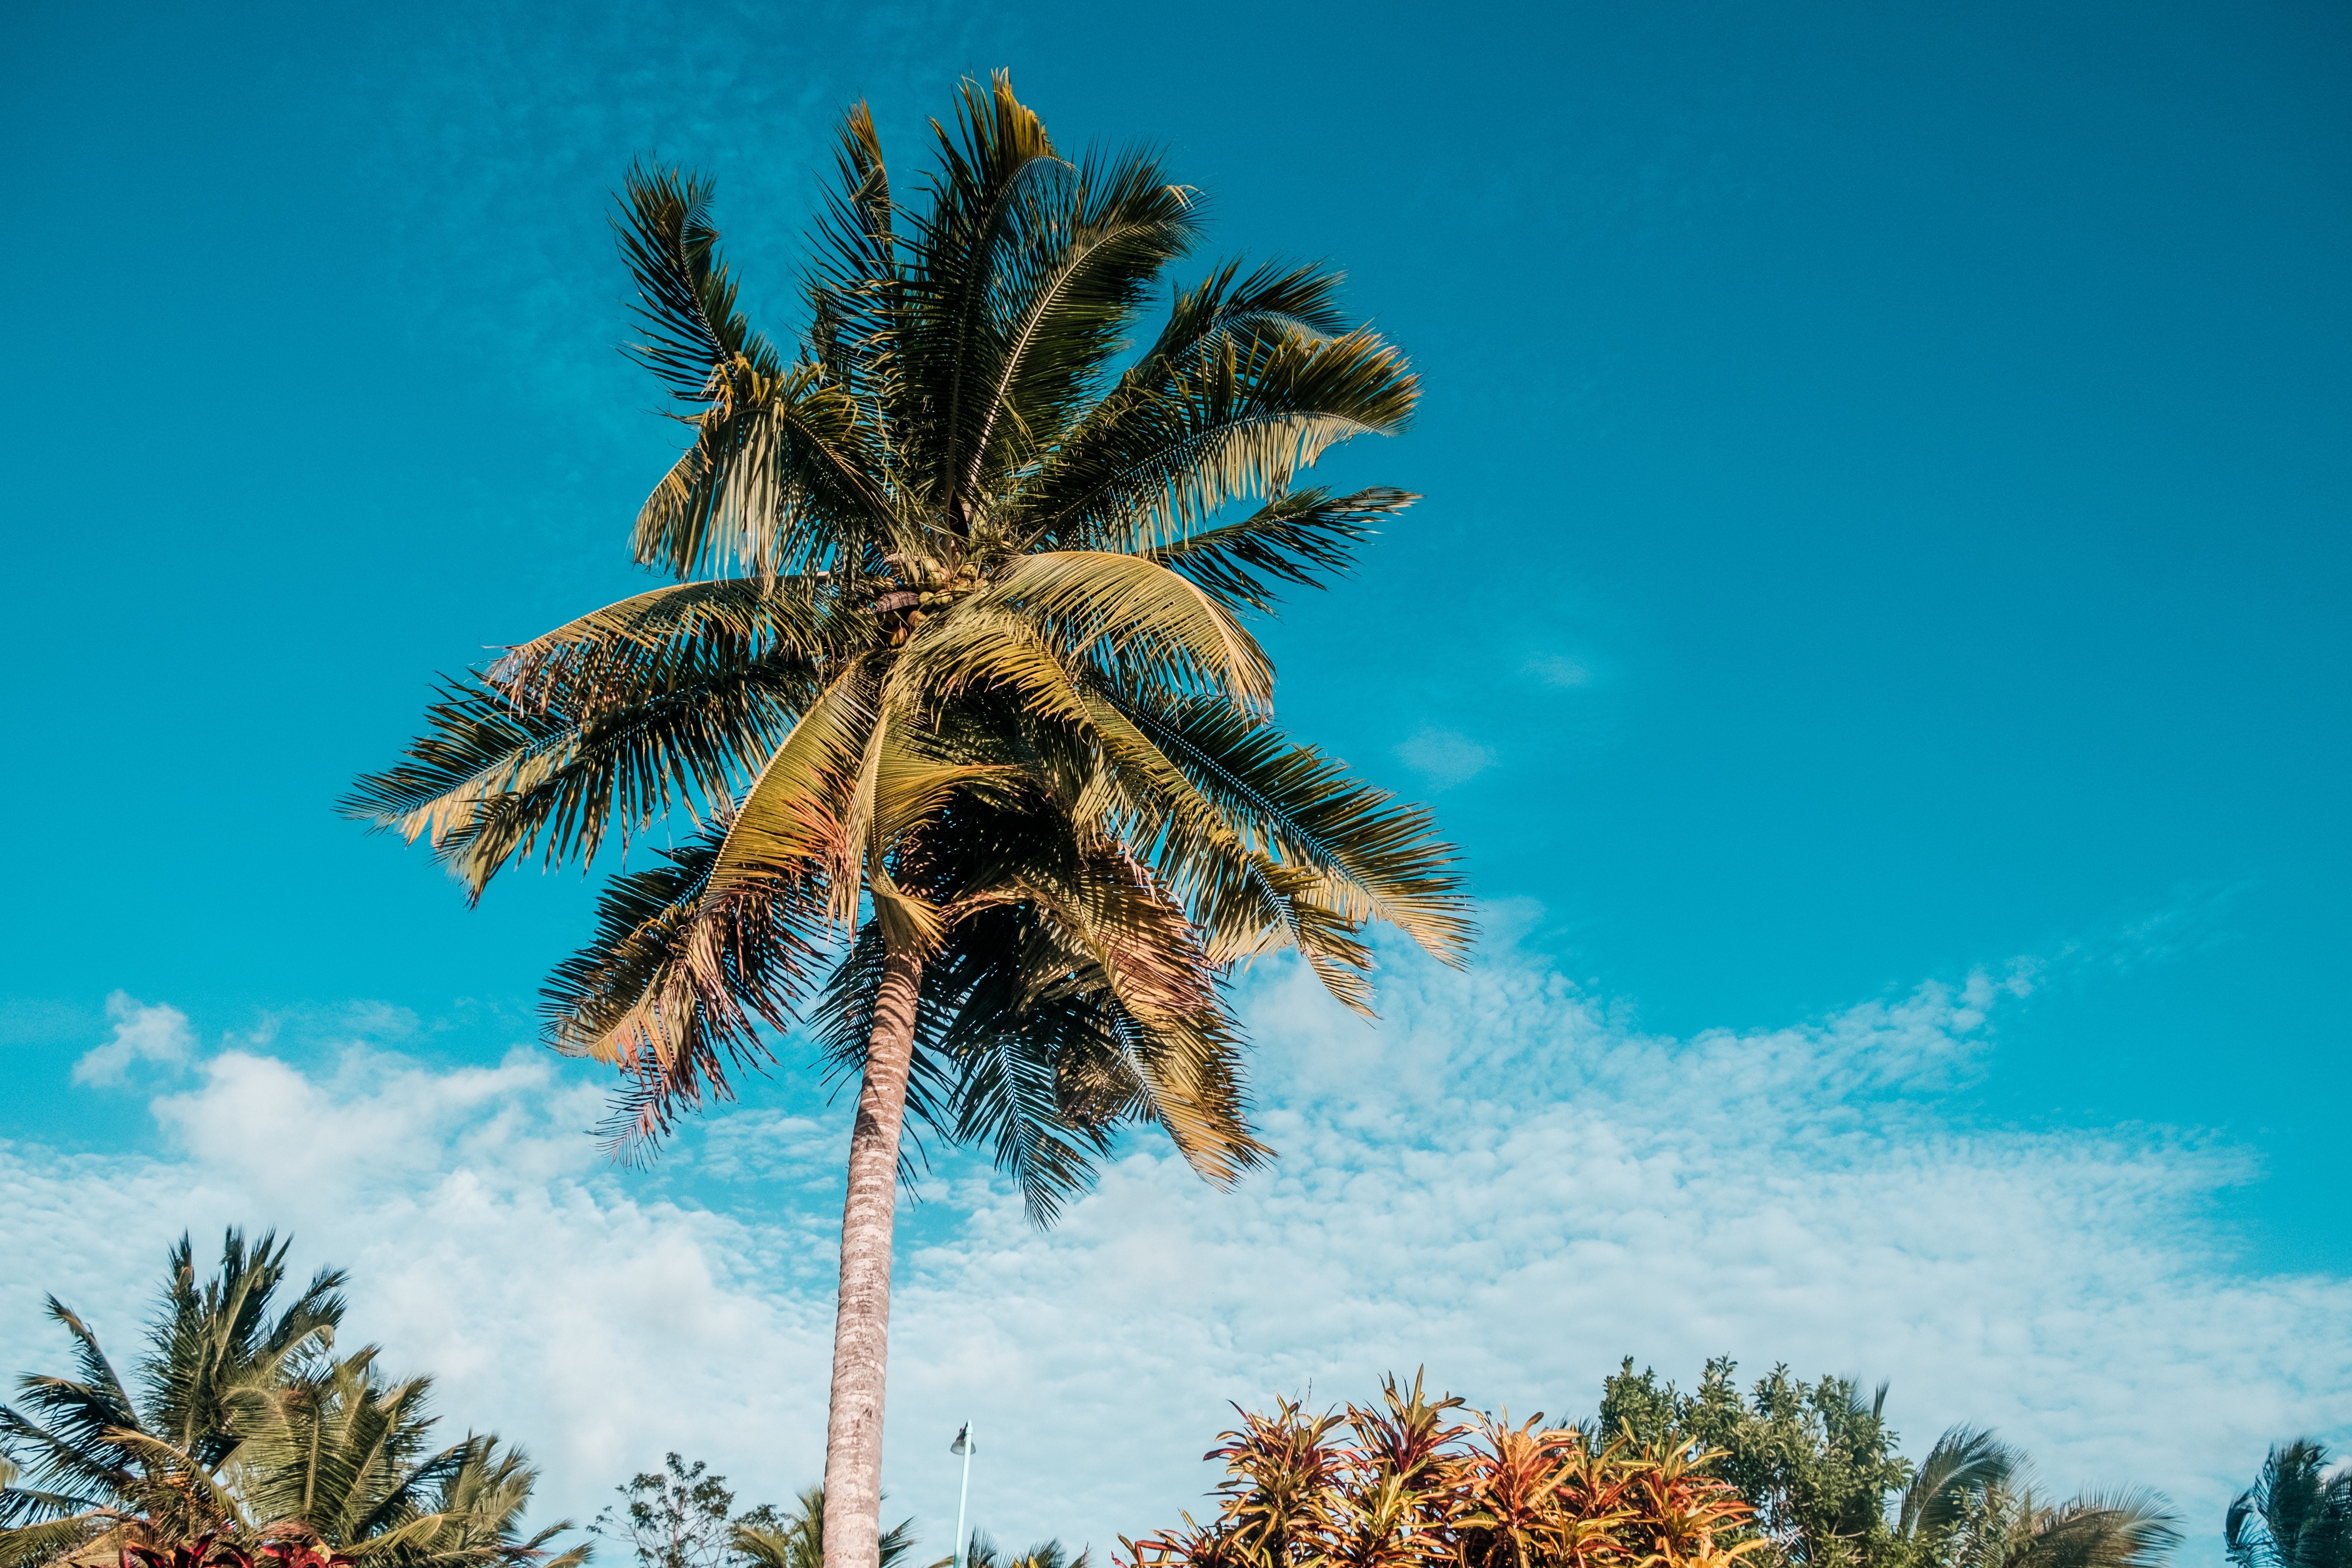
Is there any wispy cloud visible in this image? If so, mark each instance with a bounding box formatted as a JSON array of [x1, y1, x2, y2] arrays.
[[1395, 728, 1495, 788], [5, 939, 2344, 1566], [1522, 653, 1592, 688], [72, 992, 196, 1086]]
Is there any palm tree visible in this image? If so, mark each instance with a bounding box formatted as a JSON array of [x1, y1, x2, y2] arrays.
[[959, 1532, 1084, 1568], [230, 1349, 582, 1568], [1892, 1431, 2176, 1568], [732, 1488, 918, 1568], [1945, 1487, 2178, 1568], [0, 1229, 345, 1564], [2228, 1442, 2351, 1568], [345, 73, 1469, 1568], [1891, 1428, 2021, 1562], [0, 1232, 577, 1568]]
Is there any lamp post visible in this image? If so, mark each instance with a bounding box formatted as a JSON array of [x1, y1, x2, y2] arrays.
[[950, 1421, 977, 1568]]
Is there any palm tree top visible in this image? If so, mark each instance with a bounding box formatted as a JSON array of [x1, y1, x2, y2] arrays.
[[610, 72, 1415, 585]]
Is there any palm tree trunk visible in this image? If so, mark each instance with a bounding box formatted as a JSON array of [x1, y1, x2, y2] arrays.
[[821, 939, 924, 1568]]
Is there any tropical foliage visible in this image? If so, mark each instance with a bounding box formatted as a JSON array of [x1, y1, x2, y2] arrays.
[[589, 1460, 921, 1568], [2228, 1442, 2351, 1568], [1599, 1360, 2178, 1568], [0, 1230, 579, 1568], [961, 1533, 1084, 1568], [1122, 1373, 1758, 1568], [345, 70, 1467, 1568], [733, 1489, 919, 1568]]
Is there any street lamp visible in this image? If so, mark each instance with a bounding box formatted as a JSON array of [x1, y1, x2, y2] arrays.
[[949, 1421, 977, 1568]]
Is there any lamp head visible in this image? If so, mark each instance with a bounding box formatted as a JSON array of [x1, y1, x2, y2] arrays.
[[950, 1422, 974, 1456]]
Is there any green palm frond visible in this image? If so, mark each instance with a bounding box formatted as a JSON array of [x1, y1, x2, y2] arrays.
[[805, 104, 901, 405], [1017, 325, 1417, 553], [614, 164, 780, 397], [1899, 1426, 2021, 1543], [1119, 695, 1472, 964], [1145, 486, 1414, 612], [0, 1512, 115, 1568], [485, 576, 840, 714], [900, 72, 1068, 519], [2006, 1490, 2180, 1568], [2229, 1441, 2352, 1568], [543, 819, 830, 1163], [966, 550, 1274, 711], [951, 146, 1200, 500], [341, 634, 815, 900], [149, 1231, 346, 1465]]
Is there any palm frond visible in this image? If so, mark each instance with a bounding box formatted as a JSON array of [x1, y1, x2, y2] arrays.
[[900, 72, 1067, 520], [1899, 1426, 2020, 1542], [631, 365, 891, 581], [613, 163, 779, 397], [1145, 487, 1414, 612], [1118, 695, 1472, 965], [342, 633, 813, 901], [969, 550, 1274, 712], [955, 145, 1200, 501], [806, 104, 901, 408], [485, 576, 840, 715], [544, 818, 831, 1164], [1016, 318, 1416, 551], [2005, 1490, 2180, 1568]]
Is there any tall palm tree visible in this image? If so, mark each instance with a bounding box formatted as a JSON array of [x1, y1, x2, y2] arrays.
[[346, 74, 1469, 1568], [2228, 1442, 2351, 1568]]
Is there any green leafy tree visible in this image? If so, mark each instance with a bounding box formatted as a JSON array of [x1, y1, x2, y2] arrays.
[[1597, 1360, 2174, 1568], [347, 72, 1469, 1568], [0, 1230, 578, 1568], [2228, 1442, 2352, 1568], [592, 1455, 765, 1568]]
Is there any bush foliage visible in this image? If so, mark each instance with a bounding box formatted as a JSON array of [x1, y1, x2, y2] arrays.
[[1121, 1374, 1757, 1568]]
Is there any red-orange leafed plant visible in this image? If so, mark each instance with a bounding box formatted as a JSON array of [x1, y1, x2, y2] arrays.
[[1123, 1375, 1764, 1568]]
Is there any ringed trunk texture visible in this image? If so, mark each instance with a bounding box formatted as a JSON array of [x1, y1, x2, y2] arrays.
[[821, 940, 925, 1568]]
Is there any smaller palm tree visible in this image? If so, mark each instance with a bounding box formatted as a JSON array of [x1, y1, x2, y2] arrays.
[[1944, 1484, 2178, 1568], [2228, 1442, 2351, 1568], [0, 1231, 578, 1568], [958, 1531, 1085, 1568], [1891, 1428, 2022, 1559], [733, 1489, 919, 1568], [232, 1349, 580, 1568], [0, 1230, 345, 1563]]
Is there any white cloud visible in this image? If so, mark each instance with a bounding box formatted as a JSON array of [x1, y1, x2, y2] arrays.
[[1523, 653, 1592, 688], [72, 992, 196, 1086], [1395, 728, 1495, 788], [5, 944, 2346, 1568]]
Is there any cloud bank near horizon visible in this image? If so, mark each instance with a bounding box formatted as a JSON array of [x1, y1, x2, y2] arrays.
[[5, 933, 2344, 1568]]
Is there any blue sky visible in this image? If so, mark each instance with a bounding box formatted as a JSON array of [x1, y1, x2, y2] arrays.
[[2, 0, 2346, 1559]]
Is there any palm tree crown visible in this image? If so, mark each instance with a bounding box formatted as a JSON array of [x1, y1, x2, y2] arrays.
[[0, 1232, 577, 1568], [2229, 1442, 2352, 1568]]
